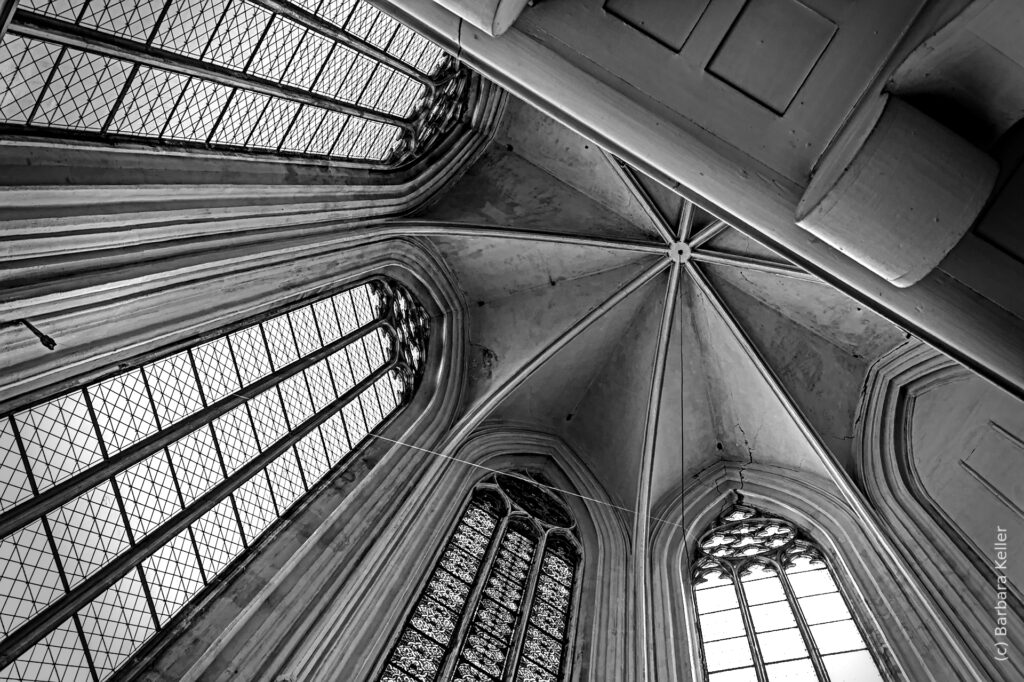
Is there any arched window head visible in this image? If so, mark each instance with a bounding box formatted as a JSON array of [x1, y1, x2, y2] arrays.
[[692, 505, 885, 682], [0, 0, 467, 165], [0, 277, 429, 680], [377, 472, 582, 682]]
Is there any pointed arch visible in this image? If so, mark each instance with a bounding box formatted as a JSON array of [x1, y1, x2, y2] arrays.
[[855, 340, 1024, 681], [374, 471, 584, 680], [135, 427, 630, 680], [39, 237, 473, 680], [690, 504, 883, 681], [350, 427, 631, 682], [651, 460, 988, 682], [0, 272, 438, 679]]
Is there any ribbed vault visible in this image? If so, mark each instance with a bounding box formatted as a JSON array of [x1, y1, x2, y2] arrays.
[[416, 96, 908, 531]]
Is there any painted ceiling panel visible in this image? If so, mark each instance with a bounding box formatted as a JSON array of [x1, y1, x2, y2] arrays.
[[559, 272, 667, 510], [429, 235, 650, 303], [660, 282, 719, 498], [420, 99, 912, 534], [618, 164, 688, 235]]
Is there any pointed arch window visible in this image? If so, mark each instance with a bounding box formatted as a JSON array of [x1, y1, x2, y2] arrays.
[[692, 505, 885, 682], [0, 0, 467, 165], [0, 277, 430, 680], [377, 473, 582, 682]]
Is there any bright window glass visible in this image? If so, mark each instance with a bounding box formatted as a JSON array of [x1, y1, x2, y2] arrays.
[[693, 506, 886, 682], [0, 278, 429, 680]]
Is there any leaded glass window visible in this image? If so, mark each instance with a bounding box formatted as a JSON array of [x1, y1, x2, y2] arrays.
[[0, 277, 430, 680], [0, 0, 468, 164], [377, 473, 582, 682], [692, 505, 886, 682]]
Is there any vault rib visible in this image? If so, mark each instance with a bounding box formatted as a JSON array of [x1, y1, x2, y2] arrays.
[[440, 258, 671, 452], [386, 219, 666, 253], [687, 219, 728, 250], [684, 261, 980, 674], [632, 261, 680, 679], [602, 153, 677, 245], [690, 249, 815, 280], [678, 201, 696, 242]]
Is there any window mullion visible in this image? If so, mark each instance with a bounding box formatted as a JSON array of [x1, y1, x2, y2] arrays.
[[0, 355, 397, 669], [198, 0, 235, 61], [250, 0, 435, 93], [9, 12, 415, 129], [504, 529, 548, 680], [99, 61, 139, 134], [556, 539, 584, 680], [24, 43, 65, 125], [0, 318, 388, 540], [732, 564, 769, 682], [205, 87, 239, 144], [437, 513, 511, 681], [192, 347, 251, 551], [775, 558, 832, 682], [341, 338, 373, 439], [144, 0, 175, 46]]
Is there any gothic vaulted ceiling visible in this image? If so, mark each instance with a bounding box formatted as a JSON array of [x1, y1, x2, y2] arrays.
[[414, 96, 908, 519]]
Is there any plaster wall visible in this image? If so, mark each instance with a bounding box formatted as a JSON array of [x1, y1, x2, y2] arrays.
[[909, 371, 1024, 591], [856, 341, 1024, 680]]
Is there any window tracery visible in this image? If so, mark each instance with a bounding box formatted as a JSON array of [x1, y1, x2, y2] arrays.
[[0, 0, 467, 164], [378, 473, 581, 682], [692, 505, 885, 682], [0, 277, 429, 680]]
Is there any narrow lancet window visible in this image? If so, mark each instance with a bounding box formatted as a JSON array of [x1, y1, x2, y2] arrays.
[[0, 277, 429, 680], [377, 473, 581, 682], [692, 505, 885, 682]]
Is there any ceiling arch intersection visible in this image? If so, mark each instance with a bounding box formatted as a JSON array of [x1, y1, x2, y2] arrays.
[[399, 97, 909, 567]]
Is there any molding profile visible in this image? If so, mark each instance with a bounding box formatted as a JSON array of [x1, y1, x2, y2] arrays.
[[126, 235, 470, 681], [0, 77, 505, 305], [0, 80, 505, 410], [651, 460, 991, 682], [373, 0, 1024, 404], [150, 427, 632, 680], [855, 340, 1024, 681]]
